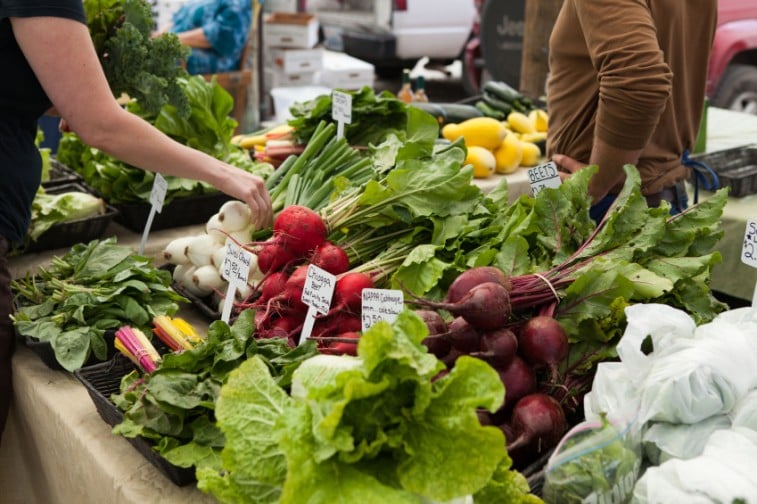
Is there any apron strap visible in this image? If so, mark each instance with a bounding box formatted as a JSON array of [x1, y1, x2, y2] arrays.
[[681, 149, 719, 204]]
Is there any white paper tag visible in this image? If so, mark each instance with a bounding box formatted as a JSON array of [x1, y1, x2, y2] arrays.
[[221, 242, 253, 284], [298, 265, 336, 345], [742, 219, 757, 268], [528, 161, 562, 196], [332, 91, 352, 139], [149, 173, 168, 213], [361, 288, 404, 331]]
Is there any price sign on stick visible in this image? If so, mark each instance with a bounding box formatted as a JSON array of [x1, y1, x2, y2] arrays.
[[331, 91, 352, 140], [220, 242, 253, 323], [299, 265, 336, 345], [138, 173, 167, 255], [361, 288, 404, 331], [528, 161, 562, 196], [740, 219, 757, 306]]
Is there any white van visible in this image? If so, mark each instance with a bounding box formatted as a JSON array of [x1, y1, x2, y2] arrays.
[[302, 0, 477, 77]]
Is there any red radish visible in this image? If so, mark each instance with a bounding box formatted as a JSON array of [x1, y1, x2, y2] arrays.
[[470, 328, 518, 370], [332, 272, 375, 313], [256, 238, 297, 274], [415, 309, 448, 336], [413, 282, 512, 332], [446, 266, 511, 303], [312, 311, 363, 339], [322, 332, 360, 356], [273, 205, 328, 257], [282, 264, 309, 304], [310, 241, 350, 275], [256, 271, 289, 306], [498, 356, 537, 411], [519, 316, 569, 383], [507, 393, 567, 458], [260, 314, 300, 340]]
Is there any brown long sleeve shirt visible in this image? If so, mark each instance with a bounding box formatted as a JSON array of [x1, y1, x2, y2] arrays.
[[546, 0, 717, 195]]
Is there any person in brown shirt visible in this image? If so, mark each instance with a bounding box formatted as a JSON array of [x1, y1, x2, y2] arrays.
[[546, 0, 717, 220]]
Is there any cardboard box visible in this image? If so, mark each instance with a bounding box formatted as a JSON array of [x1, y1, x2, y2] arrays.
[[264, 67, 320, 95], [264, 12, 319, 49], [319, 50, 375, 90], [267, 47, 324, 75]]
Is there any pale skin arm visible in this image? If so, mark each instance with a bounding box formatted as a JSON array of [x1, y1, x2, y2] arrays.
[[153, 24, 212, 49], [12, 16, 272, 229]]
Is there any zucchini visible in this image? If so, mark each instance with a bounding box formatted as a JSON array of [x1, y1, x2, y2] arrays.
[[481, 93, 513, 115], [474, 101, 506, 119], [483, 81, 523, 104], [409, 102, 483, 126]]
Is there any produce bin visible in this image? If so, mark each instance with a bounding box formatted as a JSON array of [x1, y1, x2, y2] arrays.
[[691, 144, 757, 197], [23, 182, 118, 254], [19, 329, 117, 372], [112, 191, 232, 232], [41, 158, 82, 188], [74, 355, 197, 486]]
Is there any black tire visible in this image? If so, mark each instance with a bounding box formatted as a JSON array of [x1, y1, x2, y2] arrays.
[[711, 63, 757, 115]]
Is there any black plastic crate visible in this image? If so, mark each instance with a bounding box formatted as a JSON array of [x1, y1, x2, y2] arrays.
[[113, 191, 232, 232], [74, 355, 197, 486], [41, 158, 82, 188], [24, 182, 118, 253], [691, 145, 757, 197]]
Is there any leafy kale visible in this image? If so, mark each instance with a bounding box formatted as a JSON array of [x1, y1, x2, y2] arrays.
[[84, 0, 190, 117]]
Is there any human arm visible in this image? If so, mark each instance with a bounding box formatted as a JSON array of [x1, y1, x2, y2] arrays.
[[552, 0, 673, 200], [173, 27, 213, 49], [12, 15, 271, 229]]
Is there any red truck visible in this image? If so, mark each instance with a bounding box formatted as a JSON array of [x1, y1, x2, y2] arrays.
[[709, 0, 757, 114]]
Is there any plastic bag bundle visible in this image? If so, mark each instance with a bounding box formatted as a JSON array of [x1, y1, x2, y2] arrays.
[[633, 427, 757, 503], [730, 389, 757, 431], [641, 415, 731, 465], [542, 416, 641, 504]]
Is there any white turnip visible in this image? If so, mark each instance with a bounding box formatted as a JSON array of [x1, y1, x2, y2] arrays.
[[205, 213, 227, 245], [191, 264, 226, 297], [163, 236, 194, 265], [217, 200, 252, 233], [186, 234, 219, 267]]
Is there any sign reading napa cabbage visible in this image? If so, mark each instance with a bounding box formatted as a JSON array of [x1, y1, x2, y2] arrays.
[[197, 310, 541, 504]]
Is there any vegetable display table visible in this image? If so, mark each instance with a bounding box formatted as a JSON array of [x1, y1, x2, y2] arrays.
[[0, 221, 212, 504]]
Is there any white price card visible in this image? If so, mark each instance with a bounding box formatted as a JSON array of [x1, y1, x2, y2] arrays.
[[149, 173, 168, 213], [298, 265, 336, 345], [220, 242, 253, 323], [528, 161, 562, 196], [331, 90, 352, 139], [138, 173, 168, 255], [361, 288, 404, 332], [742, 219, 757, 268]]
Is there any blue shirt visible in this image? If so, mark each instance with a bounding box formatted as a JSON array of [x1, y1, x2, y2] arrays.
[[171, 0, 252, 75]]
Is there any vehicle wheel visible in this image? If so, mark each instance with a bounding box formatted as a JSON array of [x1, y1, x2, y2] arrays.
[[711, 64, 757, 115]]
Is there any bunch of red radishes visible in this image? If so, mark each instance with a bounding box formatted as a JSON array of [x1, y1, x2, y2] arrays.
[[412, 266, 570, 468], [239, 205, 374, 352]]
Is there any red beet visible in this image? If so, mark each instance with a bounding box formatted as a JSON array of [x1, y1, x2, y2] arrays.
[[507, 393, 567, 459], [446, 266, 511, 303], [519, 316, 569, 383], [470, 328, 518, 370], [417, 282, 512, 332], [498, 356, 537, 411]]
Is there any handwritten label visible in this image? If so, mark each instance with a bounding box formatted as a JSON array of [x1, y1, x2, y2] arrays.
[[742, 219, 757, 268], [149, 173, 168, 213], [528, 161, 562, 196], [221, 242, 253, 285], [301, 265, 336, 315], [332, 90, 352, 139], [361, 288, 403, 331]]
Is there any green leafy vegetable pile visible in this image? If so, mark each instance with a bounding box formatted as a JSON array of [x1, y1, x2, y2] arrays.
[[112, 310, 318, 470], [84, 0, 190, 117], [197, 310, 541, 504], [11, 238, 187, 371], [56, 76, 271, 204]]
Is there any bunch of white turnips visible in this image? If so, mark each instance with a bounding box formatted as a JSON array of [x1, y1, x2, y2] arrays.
[[162, 200, 264, 312]]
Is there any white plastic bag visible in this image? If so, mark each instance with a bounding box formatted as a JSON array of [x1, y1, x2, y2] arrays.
[[730, 388, 757, 431], [633, 427, 757, 503], [641, 415, 731, 465]]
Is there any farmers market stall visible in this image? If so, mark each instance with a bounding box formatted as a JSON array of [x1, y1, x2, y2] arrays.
[[2, 83, 757, 503]]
